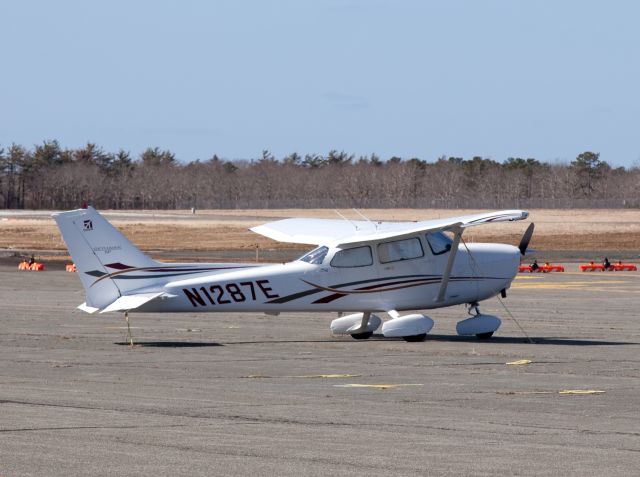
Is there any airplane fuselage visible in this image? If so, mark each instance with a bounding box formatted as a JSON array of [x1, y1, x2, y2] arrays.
[[135, 242, 521, 314]]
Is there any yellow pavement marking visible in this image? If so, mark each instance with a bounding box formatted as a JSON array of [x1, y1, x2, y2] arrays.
[[334, 383, 423, 390], [559, 389, 606, 395], [506, 359, 532, 366], [512, 280, 627, 289], [498, 389, 605, 396]]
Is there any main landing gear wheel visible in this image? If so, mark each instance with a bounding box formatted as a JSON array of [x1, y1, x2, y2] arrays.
[[402, 333, 427, 342], [351, 331, 374, 340], [476, 331, 494, 340]]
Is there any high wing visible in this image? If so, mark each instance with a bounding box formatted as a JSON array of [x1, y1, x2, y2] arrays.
[[250, 210, 529, 247]]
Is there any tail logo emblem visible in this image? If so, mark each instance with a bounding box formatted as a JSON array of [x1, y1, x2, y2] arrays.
[[83, 220, 93, 231]]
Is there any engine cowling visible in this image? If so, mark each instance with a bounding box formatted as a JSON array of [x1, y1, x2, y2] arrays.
[[381, 314, 434, 338], [456, 314, 501, 336], [330, 313, 382, 335]]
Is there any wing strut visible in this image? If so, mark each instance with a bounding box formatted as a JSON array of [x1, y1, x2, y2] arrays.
[[436, 226, 463, 303]]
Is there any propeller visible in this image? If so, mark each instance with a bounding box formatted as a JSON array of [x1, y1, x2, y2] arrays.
[[518, 223, 535, 255]]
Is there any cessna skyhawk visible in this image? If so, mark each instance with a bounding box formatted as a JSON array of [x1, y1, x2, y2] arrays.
[[53, 207, 533, 342]]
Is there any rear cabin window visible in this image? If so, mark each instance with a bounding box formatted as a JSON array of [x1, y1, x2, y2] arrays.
[[330, 246, 373, 268], [425, 231, 452, 255], [378, 237, 424, 263]]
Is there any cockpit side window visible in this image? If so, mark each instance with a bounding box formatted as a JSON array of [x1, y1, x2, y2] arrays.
[[330, 246, 373, 268], [298, 246, 329, 265], [378, 237, 424, 263], [425, 231, 452, 255]]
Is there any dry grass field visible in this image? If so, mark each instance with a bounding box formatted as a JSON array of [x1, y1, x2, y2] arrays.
[[1, 209, 639, 260]]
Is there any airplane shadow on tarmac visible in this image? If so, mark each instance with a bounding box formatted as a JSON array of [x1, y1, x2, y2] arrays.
[[114, 339, 343, 347], [114, 341, 224, 348]]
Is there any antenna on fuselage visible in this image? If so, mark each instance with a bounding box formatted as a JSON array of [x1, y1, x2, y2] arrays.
[[352, 208, 378, 230], [334, 209, 359, 231]]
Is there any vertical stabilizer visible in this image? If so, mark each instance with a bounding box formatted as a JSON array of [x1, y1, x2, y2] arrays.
[[52, 207, 158, 310]]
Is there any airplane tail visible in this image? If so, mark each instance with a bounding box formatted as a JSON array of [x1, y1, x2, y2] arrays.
[[52, 207, 160, 312]]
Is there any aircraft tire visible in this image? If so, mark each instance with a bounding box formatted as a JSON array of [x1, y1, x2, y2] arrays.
[[350, 331, 373, 340], [476, 332, 494, 340], [402, 333, 427, 342]]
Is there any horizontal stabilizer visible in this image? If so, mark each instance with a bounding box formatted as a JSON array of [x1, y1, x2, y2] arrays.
[[78, 302, 100, 314], [100, 292, 166, 313]]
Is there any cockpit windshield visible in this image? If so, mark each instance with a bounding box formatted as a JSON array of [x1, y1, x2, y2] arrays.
[[425, 231, 453, 255], [298, 246, 329, 265]]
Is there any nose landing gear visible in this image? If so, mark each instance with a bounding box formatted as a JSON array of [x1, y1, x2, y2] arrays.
[[456, 302, 501, 339]]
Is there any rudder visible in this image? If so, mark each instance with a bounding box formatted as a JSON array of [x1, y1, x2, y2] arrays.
[[52, 207, 158, 310]]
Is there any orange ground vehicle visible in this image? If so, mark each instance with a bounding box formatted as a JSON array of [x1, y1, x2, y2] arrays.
[[19, 261, 45, 271], [580, 261, 637, 272], [519, 263, 564, 273]]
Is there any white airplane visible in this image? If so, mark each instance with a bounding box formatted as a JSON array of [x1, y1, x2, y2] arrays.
[[53, 207, 534, 343]]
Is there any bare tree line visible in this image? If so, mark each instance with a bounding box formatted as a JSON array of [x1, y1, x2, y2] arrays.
[[1, 141, 638, 210]]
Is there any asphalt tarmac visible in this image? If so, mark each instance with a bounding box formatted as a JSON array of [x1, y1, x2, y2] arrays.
[[1, 265, 639, 476]]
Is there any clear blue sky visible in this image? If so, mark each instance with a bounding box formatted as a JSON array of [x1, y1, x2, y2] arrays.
[[2, 1, 639, 167]]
